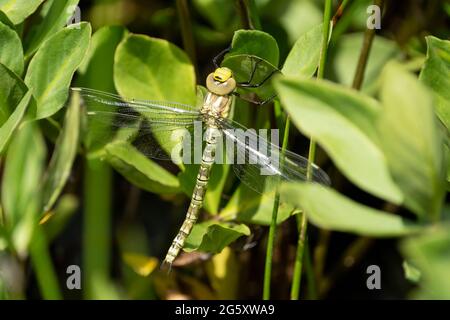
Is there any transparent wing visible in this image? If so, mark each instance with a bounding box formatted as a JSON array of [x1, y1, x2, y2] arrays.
[[73, 87, 203, 160], [216, 118, 331, 194]]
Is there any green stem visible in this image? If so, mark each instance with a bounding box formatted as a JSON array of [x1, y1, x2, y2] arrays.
[[176, 0, 197, 69], [290, 0, 333, 300], [30, 227, 62, 300], [352, 0, 384, 90], [236, 0, 262, 30], [263, 104, 290, 300], [304, 240, 317, 299], [83, 158, 113, 299], [290, 211, 307, 299]]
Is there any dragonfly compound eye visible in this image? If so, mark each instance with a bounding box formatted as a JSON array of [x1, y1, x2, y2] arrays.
[[206, 70, 236, 96]]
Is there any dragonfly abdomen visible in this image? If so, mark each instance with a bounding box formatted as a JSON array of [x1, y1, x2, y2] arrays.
[[162, 132, 218, 268]]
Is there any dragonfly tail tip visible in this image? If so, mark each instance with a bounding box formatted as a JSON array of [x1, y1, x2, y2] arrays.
[[160, 260, 173, 274]]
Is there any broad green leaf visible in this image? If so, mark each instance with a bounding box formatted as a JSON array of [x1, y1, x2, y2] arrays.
[[0, 62, 28, 124], [228, 29, 279, 67], [275, 77, 403, 204], [401, 226, 450, 299], [279, 0, 322, 44], [0, 21, 23, 75], [25, 22, 91, 119], [419, 36, 450, 130], [282, 23, 323, 78], [115, 34, 196, 105], [327, 33, 399, 93], [281, 183, 420, 237], [105, 141, 180, 194], [41, 91, 80, 211], [220, 185, 295, 225], [77, 25, 128, 92], [24, 0, 80, 58], [0, 0, 45, 24], [1, 123, 45, 256], [378, 62, 446, 219], [184, 221, 250, 254], [114, 34, 197, 159], [0, 90, 32, 155]]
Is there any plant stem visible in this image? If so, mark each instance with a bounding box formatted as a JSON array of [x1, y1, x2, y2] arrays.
[[318, 237, 374, 297], [236, 0, 261, 30], [352, 0, 384, 89], [290, 211, 307, 299], [176, 0, 197, 69], [315, 0, 382, 297], [263, 108, 290, 300], [304, 240, 317, 299], [290, 0, 333, 300], [83, 158, 113, 299], [30, 227, 62, 300]]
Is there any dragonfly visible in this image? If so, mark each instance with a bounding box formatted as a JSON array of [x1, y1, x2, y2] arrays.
[[73, 54, 330, 270]]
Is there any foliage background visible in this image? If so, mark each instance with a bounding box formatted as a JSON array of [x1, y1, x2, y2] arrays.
[[0, 0, 449, 300]]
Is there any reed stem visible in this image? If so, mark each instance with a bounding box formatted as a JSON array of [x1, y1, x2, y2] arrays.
[[290, 0, 333, 300]]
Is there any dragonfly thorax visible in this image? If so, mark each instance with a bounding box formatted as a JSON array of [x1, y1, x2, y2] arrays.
[[206, 67, 236, 96]]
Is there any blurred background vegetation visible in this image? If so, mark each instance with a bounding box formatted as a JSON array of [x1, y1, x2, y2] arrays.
[[0, 0, 449, 300]]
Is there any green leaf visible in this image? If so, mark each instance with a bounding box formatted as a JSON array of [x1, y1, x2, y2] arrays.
[[378, 62, 446, 219], [0, 0, 45, 24], [192, 0, 236, 31], [0, 62, 28, 124], [0, 90, 32, 155], [0, 21, 23, 75], [105, 141, 180, 194], [282, 23, 323, 78], [280, 183, 421, 237], [220, 185, 295, 225], [41, 91, 80, 211], [114, 34, 197, 159], [278, 0, 322, 44], [77, 25, 128, 92], [229, 29, 279, 67], [402, 260, 421, 283], [115, 34, 196, 105], [275, 77, 403, 204], [25, 22, 91, 120], [24, 0, 80, 58], [327, 33, 399, 93], [184, 221, 250, 254], [1, 122, 46, 256], [42, 194, 78, 241], [401, 226, 450, 299], [0, 10, 14, 28], [419, 36, 450, 130]]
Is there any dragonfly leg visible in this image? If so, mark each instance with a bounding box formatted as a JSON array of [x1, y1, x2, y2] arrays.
[[213, 46, 231, 68], [232, 92, 277, 106], [238, 69, 280, 88], [238, 56, 261, 86]]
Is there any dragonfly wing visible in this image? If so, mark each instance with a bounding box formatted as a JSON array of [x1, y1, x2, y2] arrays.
[[73, 87, 202, 160], [217, 118, 331, 194]]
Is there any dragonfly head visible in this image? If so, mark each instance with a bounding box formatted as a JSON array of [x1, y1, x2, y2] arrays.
[[206, 67, 236, 96]]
